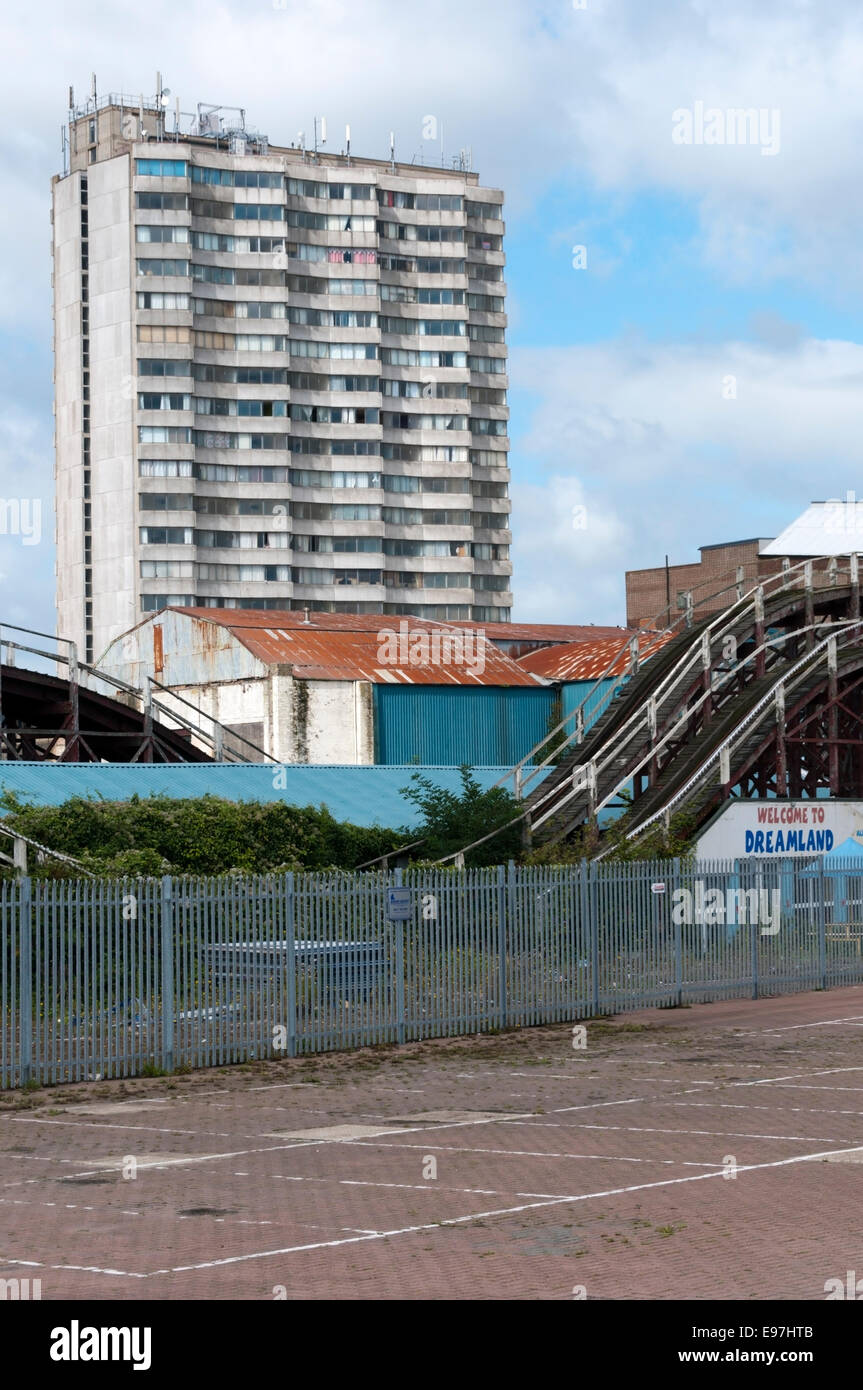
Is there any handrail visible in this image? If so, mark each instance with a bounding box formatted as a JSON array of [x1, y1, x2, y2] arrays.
[[433, 611, 861, 865], [501, 552, 858, 798], [617, 622, 863, 850], [0, 623, 273, 764], [529, 612, 858, 837]]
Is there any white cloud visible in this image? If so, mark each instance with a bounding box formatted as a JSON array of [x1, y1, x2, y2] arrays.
[[510, 333, 863, 623]]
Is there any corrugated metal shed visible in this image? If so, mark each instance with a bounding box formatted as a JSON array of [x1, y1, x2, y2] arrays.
[[518, 632, 671, 681], [374, 685, 556, 765], [0, 762, 546, 831], [165, 609, 547, 685], [561, 678, 619, 733]]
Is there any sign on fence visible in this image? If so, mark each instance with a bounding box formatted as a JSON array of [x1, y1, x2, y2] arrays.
[[386, 887, 413, 922]]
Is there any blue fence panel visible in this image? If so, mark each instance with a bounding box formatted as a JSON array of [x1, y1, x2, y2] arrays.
[[2, 856, 863, 1087]]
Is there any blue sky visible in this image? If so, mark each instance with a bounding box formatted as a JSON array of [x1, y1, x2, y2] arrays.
[[3, 0, 863, 636]]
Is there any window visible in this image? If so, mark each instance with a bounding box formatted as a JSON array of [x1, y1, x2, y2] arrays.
[[139, 460, 194, 478], [471, 417, 508, 436], [471, 456, 508, 475], [137, 259, 190, 277], [135, 192, 189, 211], [465, 200, 503, 220], [468, 324, 505, 343], [287, 178, 375, 200], [194, 364, 288, 385], [136, 159, 188, 177], [470, 232, 502, 251], [139, 526, 193, 544], [138, 393, 191, 410], [466, 291, 504, 312], [137, 359, 192, 377], [468, 355, 507, 374], [136, 325, 190, 344], [381, 348, 467, 368], [287, 210, 376, 232], [376, 192, 462, 211], [192, 166, 282, 188], [136, 226, 190, 244], [234, 334, 289, 351], [382, 412, 467, 432], [140, 560, 194, 578], [136, 292, 190, 310], [192, 264, 235, 285], [138, 426, 193, 443], [233, 203, 286, 221], [289, 340, 378, 360], [288, 307, 377, 328], [290, 404, 378, 424], [194, 330, 237, 349]]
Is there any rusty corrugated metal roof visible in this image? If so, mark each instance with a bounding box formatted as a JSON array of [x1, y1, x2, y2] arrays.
[[455, 620, 634, 643], [168, 608, 547, 686], [517, 632, 672, 681]]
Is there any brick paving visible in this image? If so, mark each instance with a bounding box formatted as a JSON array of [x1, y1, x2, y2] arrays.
[[3, 986, 863, 1299]]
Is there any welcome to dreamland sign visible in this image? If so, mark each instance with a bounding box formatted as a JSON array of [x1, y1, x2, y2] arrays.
[[695, 801, 863, 858]]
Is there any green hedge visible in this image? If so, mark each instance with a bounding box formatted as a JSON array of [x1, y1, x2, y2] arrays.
[[0, 793, 403, 877]]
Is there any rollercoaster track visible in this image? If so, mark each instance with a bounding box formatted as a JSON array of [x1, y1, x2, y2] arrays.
[[432, 555, 863, 865]]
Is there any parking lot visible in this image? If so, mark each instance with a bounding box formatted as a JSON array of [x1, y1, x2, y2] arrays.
[[3, 985, 863, 1299]]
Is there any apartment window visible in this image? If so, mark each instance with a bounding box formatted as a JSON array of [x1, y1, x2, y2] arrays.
[[140, 560, 194, 578], [381, 348, 467, 368], [468, 355, 506, 374], [468, 324, 505, 343], [192, 264, 235, 285], [136, 292, 191, 310], [137, 324, 191, 344], [137, 359, 192, 377], [194, 364, 288, 385], [137, 259, 190, 277], [465, 201, 503, 220], [290, 404, 378, 425], [136, 226, 190, 244], [138, 393, 191, 410], [382, 412, 467, 432], [135, 192, 189, 212], [470, 417, 508, 437], [136, 159, 188, 177], [466, 292, 504, 312], [139, 527, 193, 544], [192, 166, 281, 188], [138, 426, 193, 444]]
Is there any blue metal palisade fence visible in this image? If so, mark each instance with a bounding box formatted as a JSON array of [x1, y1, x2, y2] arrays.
[[2, 857, 863, 1088]]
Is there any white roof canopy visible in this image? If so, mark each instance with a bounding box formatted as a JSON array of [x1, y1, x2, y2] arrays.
[[760, 500, 863, 556]]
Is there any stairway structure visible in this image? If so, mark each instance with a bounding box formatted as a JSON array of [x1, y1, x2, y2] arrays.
[[444, 555, 863, 861]]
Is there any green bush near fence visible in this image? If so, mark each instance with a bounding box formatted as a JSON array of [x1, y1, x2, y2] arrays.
[[0, 792, 403, 877]]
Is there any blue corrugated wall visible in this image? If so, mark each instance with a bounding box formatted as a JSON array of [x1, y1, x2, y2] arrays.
[[561, 678, 620, 736], [374, 685, 556, 766]]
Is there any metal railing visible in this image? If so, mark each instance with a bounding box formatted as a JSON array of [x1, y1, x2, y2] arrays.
[[0, 622, 273, 764], [505, 553, 860, 808], [433, 555, 863, 864], [1, 858, 861, 1087]]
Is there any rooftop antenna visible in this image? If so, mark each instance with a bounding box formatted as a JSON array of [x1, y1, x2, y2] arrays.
[[90, 72, 97, 109], [174, 95, 180, 135], [313, 115, 326, 156], [345, 122, 351, 165], [389, 129, 395, 171]]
